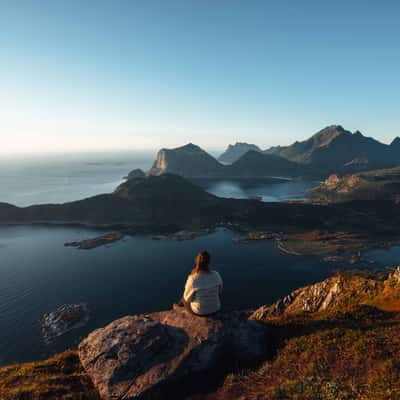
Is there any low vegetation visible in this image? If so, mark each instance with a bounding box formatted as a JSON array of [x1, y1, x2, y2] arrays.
[[207, 306, 400, 400], [0, 351, 99, 400]]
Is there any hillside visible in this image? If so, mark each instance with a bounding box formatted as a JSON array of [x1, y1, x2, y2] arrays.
[[2, 268, 399, 400], [227, 150, 309, 177], [0, 174, 224, 229], [308, 167, 400, 202]]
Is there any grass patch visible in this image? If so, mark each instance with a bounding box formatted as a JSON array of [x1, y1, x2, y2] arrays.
[[0, 350, 100, 400]]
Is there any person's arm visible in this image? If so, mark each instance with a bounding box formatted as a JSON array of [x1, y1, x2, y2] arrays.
[[215, 271, 223, 294], [183, 275, 196, 303]]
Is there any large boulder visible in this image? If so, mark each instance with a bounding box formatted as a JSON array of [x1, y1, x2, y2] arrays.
[[79, 308, 266, 400]]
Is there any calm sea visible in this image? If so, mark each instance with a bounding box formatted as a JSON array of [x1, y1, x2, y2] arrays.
[[0, 152, 396, 366], [0, 151, 154, 207]]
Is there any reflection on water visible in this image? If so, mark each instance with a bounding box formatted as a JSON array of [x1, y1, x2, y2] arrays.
[[195, 177, 319, 202]]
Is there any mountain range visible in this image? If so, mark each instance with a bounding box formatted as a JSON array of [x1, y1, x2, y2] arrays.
[[149, 125, 400, 179]]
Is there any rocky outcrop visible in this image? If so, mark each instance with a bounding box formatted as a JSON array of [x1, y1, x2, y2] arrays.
[[41, 304, 90, 344], [218, 142, 261, 164], [78, 308, 265, 400], [250, 274, 382, 320], [308, 167, 400, 202], [389, 266, 400, 283], [251, 267, 400, 321]]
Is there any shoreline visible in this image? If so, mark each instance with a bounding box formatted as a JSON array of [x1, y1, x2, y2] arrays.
[[1, 220, 396, 261]]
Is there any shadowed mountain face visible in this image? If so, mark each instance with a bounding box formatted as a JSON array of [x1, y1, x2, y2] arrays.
[[226, 150, 308, 177], [148, 144, 307, 179], [391, 136, 400, 152], [266, 125, 400, 173], [218, 142, 262, 164]]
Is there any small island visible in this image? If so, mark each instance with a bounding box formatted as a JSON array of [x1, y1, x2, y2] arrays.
[[65, 232, 124, 250]]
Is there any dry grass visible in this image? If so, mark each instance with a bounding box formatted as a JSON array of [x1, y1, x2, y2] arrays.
[[205, 306, 400, 400], [0, 350, 100, 400]]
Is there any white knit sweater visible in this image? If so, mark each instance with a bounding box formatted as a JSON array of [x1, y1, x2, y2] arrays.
[[183, 270, 223, 315]]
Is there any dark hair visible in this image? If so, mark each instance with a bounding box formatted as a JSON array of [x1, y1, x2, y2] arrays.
[[191, 251, 211, 275]]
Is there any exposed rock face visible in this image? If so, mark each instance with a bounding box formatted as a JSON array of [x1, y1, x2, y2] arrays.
[[218, 142, 262, 164], [324, 174, 341, 187], [250, 275, 381, 320], [390, 266, 400, 282], [309, 167, 400, 202], [79, 308, 265, 400]]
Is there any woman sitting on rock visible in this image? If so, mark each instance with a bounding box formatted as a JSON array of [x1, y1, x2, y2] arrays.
[[176, 251, 223, 316]]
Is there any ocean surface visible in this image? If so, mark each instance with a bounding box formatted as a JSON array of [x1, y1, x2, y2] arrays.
[[0, 152, 397, 366], [0, 151, 154, 207]]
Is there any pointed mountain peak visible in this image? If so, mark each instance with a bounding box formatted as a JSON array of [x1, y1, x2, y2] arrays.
[[178, 142, 202, 151], [391, 137, 400, 147]]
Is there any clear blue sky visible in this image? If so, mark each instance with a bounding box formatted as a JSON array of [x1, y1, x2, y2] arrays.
[[1, 0, 399, 154]]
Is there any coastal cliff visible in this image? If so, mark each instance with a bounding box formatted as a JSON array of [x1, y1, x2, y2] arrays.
[[149, 143, 224, 178], [1, 268, 400, 400]]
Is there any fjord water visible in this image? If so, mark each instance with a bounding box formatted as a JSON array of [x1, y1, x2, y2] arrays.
[[0, 224, 382, 366], [195, 177, 317, 201]]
